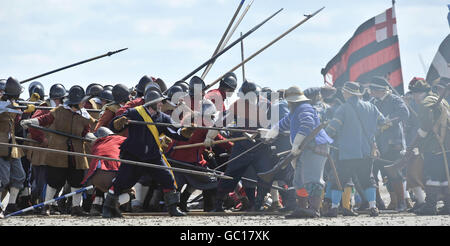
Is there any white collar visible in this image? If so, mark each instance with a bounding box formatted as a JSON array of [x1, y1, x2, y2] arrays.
[[63, 105, 91, 119]]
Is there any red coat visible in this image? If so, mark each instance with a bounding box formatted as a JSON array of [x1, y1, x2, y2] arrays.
[[205, 88, 227, 112], [168, 127, 232, 166], [82, 135, 126, 184], [115, 97, 144, 117]]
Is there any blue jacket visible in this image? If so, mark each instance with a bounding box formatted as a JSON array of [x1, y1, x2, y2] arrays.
[[278, 102, 333, 146], [110, 107, 188, 161], [326, 96, 385, 160], [372, 93, 409, 153]]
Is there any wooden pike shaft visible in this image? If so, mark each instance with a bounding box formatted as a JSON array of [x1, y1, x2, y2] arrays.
[[127, 120, 259, 133], [20, 48, 128, 84], [205, 7, 325, 91], [14, 105, 101, 113], [172, 136, 248, 150], [202, 0, 254, 79], [0, 142, 233, 180]]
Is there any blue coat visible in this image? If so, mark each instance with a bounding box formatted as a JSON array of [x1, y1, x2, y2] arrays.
[[325, 96, 385, 160], [110, 107, 188, 161], [278, 102, 333, 146]]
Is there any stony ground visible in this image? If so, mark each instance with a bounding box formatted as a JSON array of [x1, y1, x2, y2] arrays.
[[1, 182, 450, 226], [1, 212, 450, 226]]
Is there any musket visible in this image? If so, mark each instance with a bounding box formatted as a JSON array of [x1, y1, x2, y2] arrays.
[[204, 7, 325, 92], [200, 0, 246, 80], [19, 48, 128, 84], [14, 136, 39, 144], [179, 8, 283, 82], [201, 0, 255, 79], [167, 158, 287, 192], [27, 124, 94, 142], [127, 120, 260, 134], [258, 121, 328, 183], [0, 142, 233, 181]]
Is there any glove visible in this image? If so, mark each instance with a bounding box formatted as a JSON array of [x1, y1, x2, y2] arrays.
[[180, 124, 196, 138], [23, 104, 36, 114], [30, 93, 40, 102], [160, 136, 172, 152], [203, 130, 219, 147], [20, 118, 39, 130], [291, 133, 306, 156], [113, 116, 128, 130], [260, 124, 279, 140], [379, 121, 392, 133]]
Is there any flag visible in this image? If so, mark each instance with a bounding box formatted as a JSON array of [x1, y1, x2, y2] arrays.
[[321, 7, 404, 94], [426, 34, 450, 85]]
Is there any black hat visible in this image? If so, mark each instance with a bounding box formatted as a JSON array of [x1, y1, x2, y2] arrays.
[[166, 85, 185, 100], [219, 75, 237, 90], [4, 77, 24, 97], [136, 75, 153, 94], [370, 76, 389, 91], [98, 89, 114, 102], [28, 81, 46, 99], [86, 83, 104, 97], [239, 80, 258, 95], [144, 89, 166, 105], [189, 76, 206, 96], [112, 84, 130, 103], [103, 85, 114, 91], [341, 81, 363, 96], [65, 85, 86, 105], [49, 84, 68, 99], [174, 81, 190, 92], [154, 78, 167, 92], [144, 82, 162, 95]]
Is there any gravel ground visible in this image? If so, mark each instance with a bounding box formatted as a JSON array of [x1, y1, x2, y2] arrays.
[[1, 213, 450, 226]]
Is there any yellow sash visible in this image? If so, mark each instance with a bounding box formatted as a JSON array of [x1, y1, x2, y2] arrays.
[[135, 106, 177, 188]]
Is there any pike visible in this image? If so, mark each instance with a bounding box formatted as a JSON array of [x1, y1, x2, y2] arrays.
[[200, 0, 246, 80], [19, 48, 128, 84], [204, 6, 325, 91], [201, 0, 255, 79], [172, 133, 257, 150], [179, 8, 283, 82], [12, 105, 102, 113], [127, 120, 260, 134], [27, 124, 94, 142], [5, 185, 94, 217], [240, 32, 246, 82], [213, 141, 264, 171], [0, 142, 233, 181], [167, 158, 287, 191]]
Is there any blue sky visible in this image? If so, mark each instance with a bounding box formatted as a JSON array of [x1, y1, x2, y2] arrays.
[[0, 0, 448, 98]]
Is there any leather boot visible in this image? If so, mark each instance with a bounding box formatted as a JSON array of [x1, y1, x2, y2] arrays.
[[102, 193, 123, 218], [163, 190, 186, 217], [89, 204, 102, 216], [71, 206, 89, 216], [41, 205, 60, 216], [414, 186, 439, 216], [202, 189, 216, 212], [285, 196, 318, 218]]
